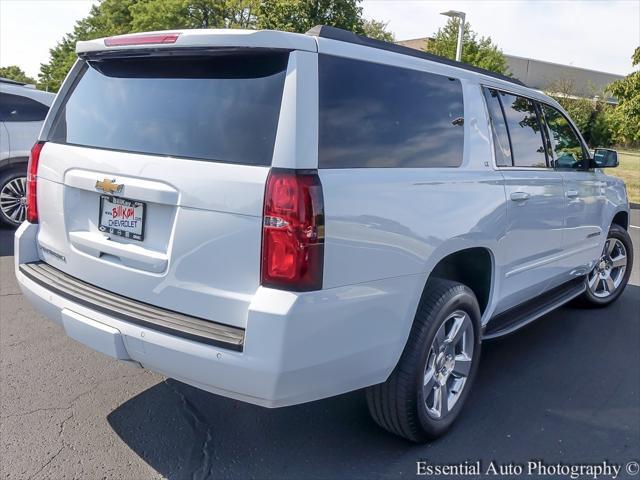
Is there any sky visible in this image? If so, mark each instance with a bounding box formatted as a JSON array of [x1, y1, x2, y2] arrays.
[[0, 0, 638, 80]]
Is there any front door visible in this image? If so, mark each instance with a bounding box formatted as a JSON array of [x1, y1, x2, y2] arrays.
[[483, 89, 566, 313], [538, 103, 604, 275]]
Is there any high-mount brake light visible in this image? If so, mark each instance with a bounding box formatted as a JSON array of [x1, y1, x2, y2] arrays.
[[104, 33, 180, 47], [26, 141, 45, 224], [261, 169, 324, 291]]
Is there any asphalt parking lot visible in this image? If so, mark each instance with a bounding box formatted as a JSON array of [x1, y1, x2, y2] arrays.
[[1, 213, 639, 480]]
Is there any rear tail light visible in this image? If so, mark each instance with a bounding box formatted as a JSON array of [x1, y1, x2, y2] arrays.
[[26, 141, 44, 224], [261, 169, 324, 291]]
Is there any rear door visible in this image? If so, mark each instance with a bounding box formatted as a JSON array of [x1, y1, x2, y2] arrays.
[[483, 88, 566, 312], [35, 50, 290, 328]]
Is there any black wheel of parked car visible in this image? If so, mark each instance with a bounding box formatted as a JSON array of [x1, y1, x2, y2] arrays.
[[578, 223, 633, 307], [366, 278, 482, 442], [0, 166, 28, 227]]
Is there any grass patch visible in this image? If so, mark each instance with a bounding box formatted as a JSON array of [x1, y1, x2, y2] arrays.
[[608, 150, 640, 204]]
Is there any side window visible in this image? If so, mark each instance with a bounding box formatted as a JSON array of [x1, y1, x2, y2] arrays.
[[499, 93, 548, 168], [482, 87, 512, 167], [539, 103, 586, 170], [0, 93, 49, 122], [318, 55, 465, 168]]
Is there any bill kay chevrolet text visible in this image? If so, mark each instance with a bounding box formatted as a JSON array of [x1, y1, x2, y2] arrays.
[[15, 26, 633, 442]]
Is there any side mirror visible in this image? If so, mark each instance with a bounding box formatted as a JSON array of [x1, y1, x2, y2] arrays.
[[592, 148, 619, 168]]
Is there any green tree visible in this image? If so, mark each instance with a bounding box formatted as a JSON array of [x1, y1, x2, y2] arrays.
[[257, 0, 362, 33], [0, 65, 36, 84], [39, 0, 393, 92], [546, 78, 614, 147], [606, 47, 640, 147], [130, 0, 258, 31], [362, 18, 394, 42], [38, 0, 137, 92], [424, 18, 508, 75]]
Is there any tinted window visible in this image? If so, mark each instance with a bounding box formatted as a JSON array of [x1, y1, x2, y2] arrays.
[[539, 103, 586, 169], [0, 93, 49, 122], [319, 55, 464, 168], [49, 53, 288, 166], [500, 93, 547, 168], [482, 88, 512, 167]]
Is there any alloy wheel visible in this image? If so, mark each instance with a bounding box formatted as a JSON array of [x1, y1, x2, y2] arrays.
[[423, 310, 475, 419], [0, 176, 27, 224], [587, 238, 627, 298]]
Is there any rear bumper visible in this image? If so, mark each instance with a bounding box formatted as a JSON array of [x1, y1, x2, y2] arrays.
[[19, 262, 245, 351], [15, 222, 425, 407]]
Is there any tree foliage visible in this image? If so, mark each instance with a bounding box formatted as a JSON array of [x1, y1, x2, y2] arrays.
[[0, 65, 36, 85], [605, 47, 640, 147], [547, 78, 613, 147], [424, 18, 508, 75], [38, 0, 393, 92], [362, 18, 394, 42], [257, 0, 362, 33]]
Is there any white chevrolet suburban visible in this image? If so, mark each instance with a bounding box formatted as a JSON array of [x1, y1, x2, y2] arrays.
[[15, 27, 633, 442]]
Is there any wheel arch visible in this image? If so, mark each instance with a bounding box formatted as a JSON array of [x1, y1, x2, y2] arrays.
[[390, 244, 497, 377], [611, 210, 629, 230], [0, 156, 28, 172], [427, 246, 495, 317]]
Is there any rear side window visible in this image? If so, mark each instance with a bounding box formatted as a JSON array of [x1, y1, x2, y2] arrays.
[[319, 55, 464, 168], [482, 88, 512, 167], [49, 52, 289, 166], [499, 93, 547, 168], [0, 93, 49, 122]]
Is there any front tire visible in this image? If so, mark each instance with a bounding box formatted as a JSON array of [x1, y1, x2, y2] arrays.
[[366, 278, 482, 442], [579, 224, 633, 307]]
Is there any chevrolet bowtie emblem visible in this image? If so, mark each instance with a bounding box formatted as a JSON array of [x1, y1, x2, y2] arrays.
[[95, 178, 124, 195]]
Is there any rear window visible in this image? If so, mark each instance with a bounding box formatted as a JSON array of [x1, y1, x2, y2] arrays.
[[49, 52, 289, 166], [318, 55, 465, 168]]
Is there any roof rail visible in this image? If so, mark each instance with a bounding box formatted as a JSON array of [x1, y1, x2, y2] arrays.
[[306, 25, 525, 87]]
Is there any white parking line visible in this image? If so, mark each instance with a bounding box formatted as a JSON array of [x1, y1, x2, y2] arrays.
[[631, 225, 640, 229]]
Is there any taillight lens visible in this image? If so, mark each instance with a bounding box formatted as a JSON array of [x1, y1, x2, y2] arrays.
[[261, 169, 324, 291], [26, 141, 44, 224]]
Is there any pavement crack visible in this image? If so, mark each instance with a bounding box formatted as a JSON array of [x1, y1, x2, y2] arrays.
[[1, 372, 147, 420], [27, 445, 65, 480], [164, 380, 215, 480], [1, 406, 68, 420]]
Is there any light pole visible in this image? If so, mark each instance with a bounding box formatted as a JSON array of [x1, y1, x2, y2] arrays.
[[440, 10, 466, 62]]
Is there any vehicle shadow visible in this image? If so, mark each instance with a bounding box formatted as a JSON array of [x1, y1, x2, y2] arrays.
[[107, 285, 639, 480]]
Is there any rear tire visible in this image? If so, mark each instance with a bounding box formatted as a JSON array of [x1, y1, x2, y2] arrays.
[[366, 278, 482, 442], [0, 166, 28, 227], [578, 224, 633, 308]]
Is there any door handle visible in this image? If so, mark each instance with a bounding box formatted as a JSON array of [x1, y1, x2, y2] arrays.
[[566, 190, 579, 198], [510, 192, 530, 202]]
